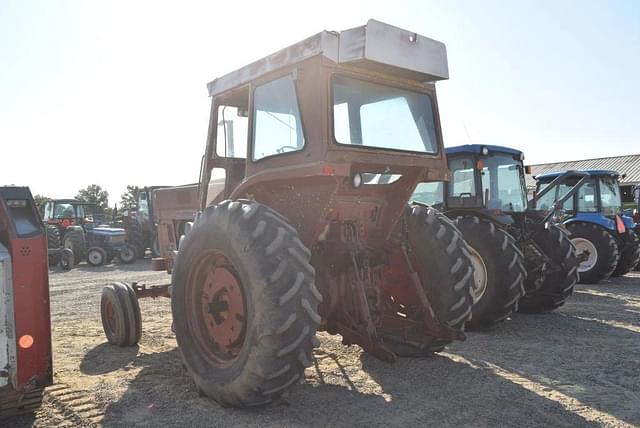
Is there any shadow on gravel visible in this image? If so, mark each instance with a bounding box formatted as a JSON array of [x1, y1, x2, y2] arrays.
[[4, 413, 35, 428], [452, 307, 640, 426], [85, 340, 597, 427], [80, 343, 140, 375], [49, 259, 156, 275], [359, 352, 598, 427]]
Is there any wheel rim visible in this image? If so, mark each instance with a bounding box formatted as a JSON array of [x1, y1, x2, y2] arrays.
[[467, 245, 488, 303], [186, 251, 247, 367], [104, 299, 117, 334], [88, 250, 103, 265], [571, 238, 598, 273]]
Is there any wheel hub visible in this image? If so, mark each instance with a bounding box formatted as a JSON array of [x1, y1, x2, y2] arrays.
[[88, 250, 102, 265], [467, 246, 488, 303], [187, 253, 247, 365], [571, 238, 598, 273]]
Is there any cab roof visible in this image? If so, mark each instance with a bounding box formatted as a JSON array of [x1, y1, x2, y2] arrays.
[[445, 144, 523, 158], [535, 169, 620, 181], [50, 199, 97, 205], [206, 19, 449, 97]]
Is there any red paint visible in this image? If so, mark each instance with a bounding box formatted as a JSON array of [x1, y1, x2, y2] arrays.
[[10, 234, 52, 389]]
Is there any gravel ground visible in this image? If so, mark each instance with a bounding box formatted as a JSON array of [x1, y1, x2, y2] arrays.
[[7, 260, 640, 427]]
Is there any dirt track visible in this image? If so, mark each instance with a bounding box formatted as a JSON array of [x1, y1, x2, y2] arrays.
[[8, 260, 640, 427]]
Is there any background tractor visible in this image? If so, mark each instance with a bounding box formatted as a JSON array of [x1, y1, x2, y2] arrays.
[[100, 20, 477, 408], [118, 184, 199, 259], [535, 170, 640, 282], [413, 145, 584, 328], [0, 187, 52, 419], [41, 199, 136, 266]]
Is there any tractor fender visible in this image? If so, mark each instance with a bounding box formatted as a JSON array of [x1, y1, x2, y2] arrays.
[[563, 213, 615, 233], [621, 214, 635, 230]]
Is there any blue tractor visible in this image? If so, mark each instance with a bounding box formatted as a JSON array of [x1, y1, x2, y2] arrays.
[[41, 199, 136, 267], [413, 145, 583, 329], [534, 170, 640, 283]]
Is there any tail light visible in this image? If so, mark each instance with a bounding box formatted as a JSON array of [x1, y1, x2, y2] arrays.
[[615, 215, 626, 234]]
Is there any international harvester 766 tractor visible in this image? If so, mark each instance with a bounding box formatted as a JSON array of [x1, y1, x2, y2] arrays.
[[1, 187, 53, 418], [100, 20, 476, 407]]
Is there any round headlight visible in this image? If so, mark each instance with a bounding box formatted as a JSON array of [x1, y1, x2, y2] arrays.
[[481, 146, 489, 156], [353, 173, 362, 188]]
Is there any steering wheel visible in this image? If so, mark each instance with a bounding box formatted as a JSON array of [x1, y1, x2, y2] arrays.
[[276, 145, 298, 154]]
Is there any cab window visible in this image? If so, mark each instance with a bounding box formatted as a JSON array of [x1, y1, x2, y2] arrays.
[[577, 179, 597, 212], [449, 157, 476, 197], [216, 105, 248, 159], [252, 74, 305, 161]]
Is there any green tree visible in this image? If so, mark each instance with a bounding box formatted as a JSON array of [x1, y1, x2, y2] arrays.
[[33, 194, 48, 208], [76, 184, 109, 212], [120, 185, 139, 210]]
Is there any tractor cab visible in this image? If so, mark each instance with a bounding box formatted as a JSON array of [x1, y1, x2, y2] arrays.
[[41, 199, 100, 229], [199, 19, 451, 247], [414, 145, 528, 216], [535, 170, 635, 230]]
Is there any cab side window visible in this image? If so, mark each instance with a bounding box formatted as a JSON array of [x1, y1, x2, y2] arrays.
[[216, 105, 248, 159], [252, 74, 305, 161], [577, 179, 597, 212]]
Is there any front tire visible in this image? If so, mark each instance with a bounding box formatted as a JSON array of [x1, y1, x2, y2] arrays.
[[611, 229, 640, 277], [567, 222, 619, 284], [519, 224, 579, 313], [171, 200, 321, 408], [455, 216, 525, 329], [101, 282, 142, 346], [87, 247, 106, 266], [379, 205, 475, 356]]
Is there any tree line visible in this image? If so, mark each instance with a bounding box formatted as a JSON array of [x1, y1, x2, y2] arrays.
[[34, 185, 140, 218]]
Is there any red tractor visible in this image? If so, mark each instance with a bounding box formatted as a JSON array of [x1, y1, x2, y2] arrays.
[[0, 187, 53, 419], [100, 20, 476, 408]]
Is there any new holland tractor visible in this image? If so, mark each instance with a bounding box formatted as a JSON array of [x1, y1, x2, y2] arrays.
[[41, 199, 136, 266], [0, 187, 53, 419], [413, 145, 584, 329], [99, 20, 477, 408], [534, 170, 640, 283]]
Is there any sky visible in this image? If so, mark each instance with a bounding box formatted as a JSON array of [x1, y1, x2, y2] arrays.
[[1, 0, 639, 203]]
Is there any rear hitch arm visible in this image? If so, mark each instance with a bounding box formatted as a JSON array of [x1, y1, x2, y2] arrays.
[[400, 244, 466, 342]]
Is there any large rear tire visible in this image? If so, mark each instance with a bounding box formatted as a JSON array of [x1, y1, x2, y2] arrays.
[[567, 222, 619, 284], [118, 244, 137, 264], [519, 224, 579, 313], [379, 205, 475, 356], [611, 229, 640, 277], [123, 214, 145, 258], [63, 230, 86, 265], [455, 216, 526, 329], [171, 200, 321, 408], [46, 225, 62, 267]]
